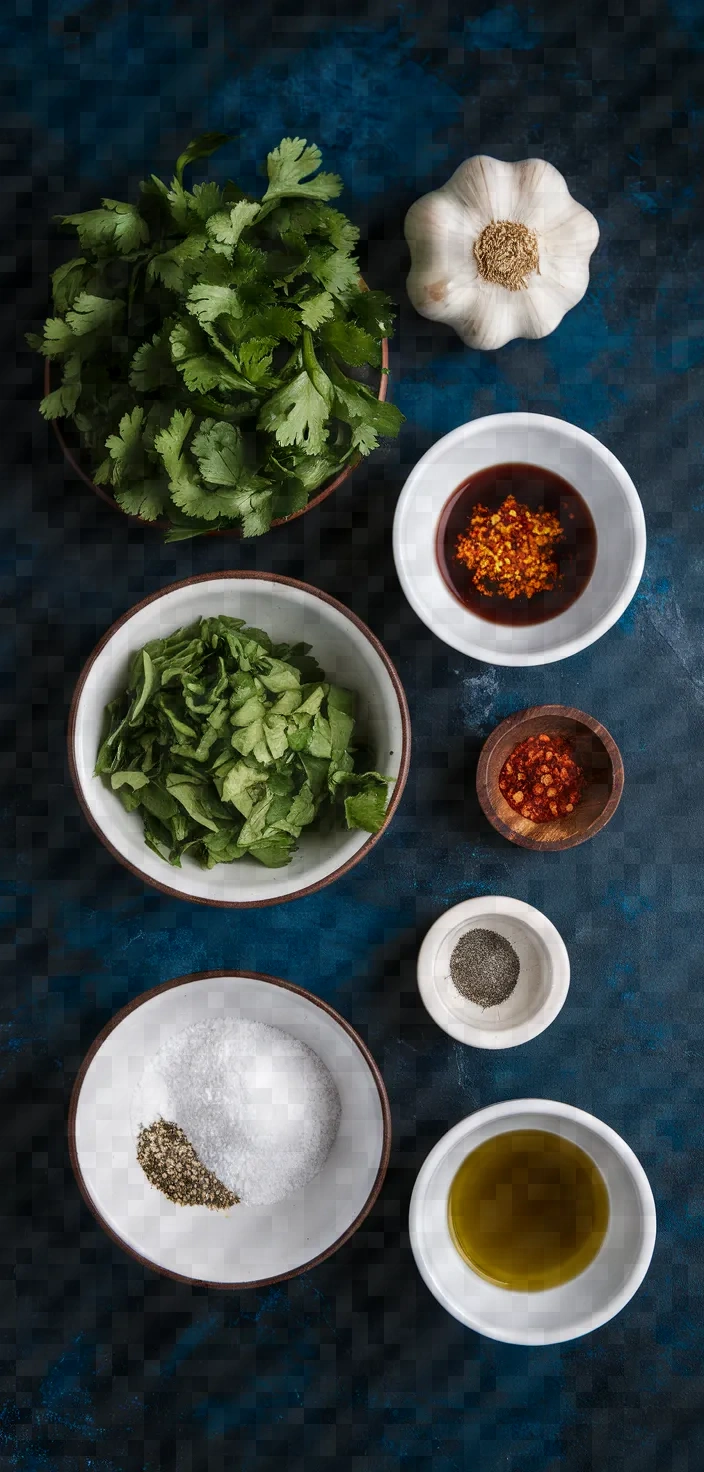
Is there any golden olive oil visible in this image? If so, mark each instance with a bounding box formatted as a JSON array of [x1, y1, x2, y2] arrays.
[[448, 1129, 609, 1291]]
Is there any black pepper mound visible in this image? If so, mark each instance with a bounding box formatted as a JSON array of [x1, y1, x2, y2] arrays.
[[449, 928, 520, 1009], [136, 1119, 239, 1210]]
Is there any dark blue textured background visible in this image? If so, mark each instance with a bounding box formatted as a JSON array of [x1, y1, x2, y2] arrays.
[[4, 1, 704, 1467]]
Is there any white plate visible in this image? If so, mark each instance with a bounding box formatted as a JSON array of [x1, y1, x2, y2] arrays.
[[417, 896, 569, 1049], [393, 412, 646, 666], [69, 972, 391, 1286], [68, 572, 410, 905], [409, 1099, 656, 1345]]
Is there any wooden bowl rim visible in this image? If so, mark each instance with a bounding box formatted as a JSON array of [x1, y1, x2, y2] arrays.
[[476, 703, 624, 852], [67, 969, 392, 1288], [67, 569, 412, 907]]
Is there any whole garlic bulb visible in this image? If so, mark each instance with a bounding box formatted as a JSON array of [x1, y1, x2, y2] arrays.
[[405, 156, 599, 351]]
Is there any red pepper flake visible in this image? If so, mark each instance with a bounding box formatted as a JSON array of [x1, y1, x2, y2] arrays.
[[499, 732, 585, 823], [454, 494, 564, 600]]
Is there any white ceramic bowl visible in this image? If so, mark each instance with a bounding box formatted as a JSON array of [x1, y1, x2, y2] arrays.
[[410, 1099, 656, 1345], [417, 896, 569, 1049], [69, 572, 410, 906], [393, 413, 646, 666], [69, 971, 391, 1286]]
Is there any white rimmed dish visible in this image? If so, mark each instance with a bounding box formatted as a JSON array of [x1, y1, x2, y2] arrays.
[[392, 412, 646, 666], [409, 1099, 656, 1345], [69, 971, 391, 1287], [68, 571, 410, 907], [417, 896, 569, 1049]]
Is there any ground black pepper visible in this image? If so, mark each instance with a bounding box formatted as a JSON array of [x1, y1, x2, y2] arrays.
[[449, 928, 520, 1008], [136, 1119, 239, 1210]]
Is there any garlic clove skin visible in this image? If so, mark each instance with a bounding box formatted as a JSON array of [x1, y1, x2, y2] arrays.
[[405, 155, 599, 350]]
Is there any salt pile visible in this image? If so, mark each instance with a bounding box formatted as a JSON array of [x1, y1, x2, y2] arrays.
[[135, 1019, 341, 1207]]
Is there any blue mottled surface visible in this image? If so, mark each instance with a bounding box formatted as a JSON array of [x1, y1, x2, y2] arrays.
[[4, 2, 704, 1467]]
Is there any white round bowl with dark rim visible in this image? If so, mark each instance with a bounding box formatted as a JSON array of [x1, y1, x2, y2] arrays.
[[69, 971, 392, 1287], [68, 572, 410, 906], [409, 1099, 656, 1345], [392, 412, 646, 666]]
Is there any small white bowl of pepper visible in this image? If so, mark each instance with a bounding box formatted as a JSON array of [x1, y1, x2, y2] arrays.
[[416, 896, 570, 1049]]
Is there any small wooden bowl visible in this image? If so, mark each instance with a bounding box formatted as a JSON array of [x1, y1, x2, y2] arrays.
[[476, 704, 624, 852]]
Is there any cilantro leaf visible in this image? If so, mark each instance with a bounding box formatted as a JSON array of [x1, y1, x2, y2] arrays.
[[146, 232, 208, 291], [206, 201, 261, 251], [61, 199, 149, 254], [189, 181, 225, 223], [39, 354, 81, 419], [237, 305, 300, 345], [263, 138, 342, 204], [154, 408, 200, 497], [307, 245, 360, 298], [174, 132, 234, 185], [129, 330, 177, 392], [327, 361, 404, 452], [32, 317, 77, 358], [51, 257, 89, 312], [169, 319, 251, 395], [348, 288, 396, 340], [191, 419, 244, 484], [105, 406, 147, 483], [186, 282, 242, 326], [65, 292, 123, 336], [238, 337, 276, 383], [320, 318, 381, 368], [299, 291, 335, 330], [114, 480, 169, 521], [258, 370, 329, 453]]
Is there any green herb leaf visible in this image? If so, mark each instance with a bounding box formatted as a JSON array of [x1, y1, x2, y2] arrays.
[[34, 317, 77, 358], [169, 319, 249, 395], [146, 233, 208, 292], [39, 354, 81, 419], [114, 479, 169, 521], [174, 132, 233, 185], [257, 370, 329, 453], [191, 419, 244, 485], [263, 137, 342, 205], [206, 201, 261, 250], [105, 406, 147, 483], [62, 199, 149, 254], [320, 318, 381, 367], [307, 246, 360, 298], [299, 291, 335, 330], [65, 292, 123, 337], [343, 778, 389, 833], [51, 257, 89, 312], [186, 282, 242, 327]]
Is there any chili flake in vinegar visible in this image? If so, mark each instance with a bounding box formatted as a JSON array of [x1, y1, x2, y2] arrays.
[[436, 463, 597, 627]]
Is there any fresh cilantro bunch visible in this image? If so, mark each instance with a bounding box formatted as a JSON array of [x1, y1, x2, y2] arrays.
[[28, 133, 403, 540], [95, 614, 391, 869]]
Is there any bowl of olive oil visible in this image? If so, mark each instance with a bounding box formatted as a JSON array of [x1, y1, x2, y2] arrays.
[[409, 1099, 656, 1345]]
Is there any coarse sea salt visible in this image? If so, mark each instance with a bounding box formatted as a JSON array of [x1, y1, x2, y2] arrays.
[[134, 1019, 341, 1207]]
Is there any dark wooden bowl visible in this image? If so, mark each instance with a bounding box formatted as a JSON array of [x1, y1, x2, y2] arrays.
[[44, 334, 389, 535], [476, 704, 624, 852]]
